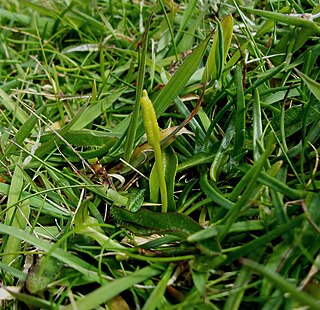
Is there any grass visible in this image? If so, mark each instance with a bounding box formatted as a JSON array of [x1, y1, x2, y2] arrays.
[[0, 0, 320, 309]]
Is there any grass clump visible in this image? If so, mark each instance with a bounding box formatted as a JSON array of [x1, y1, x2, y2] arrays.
[[0, 1, 320, 309]]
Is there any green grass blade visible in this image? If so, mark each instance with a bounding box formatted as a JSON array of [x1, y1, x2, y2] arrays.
[[159, 0, 178, 59], [224, 215, 304, 265], [40, 129, 120, 147], [232, 63, 246, 158], [295, 69, 320, 101], [258, 170, 304, 199], [63, 266, 163, 310], [174, 0, 198, 48], [218, 133, 275, 240], [0, 224, 102, 282], [4, 107, 43, 157], [152, 30, 211, 114], [241, 258, 320, 310], [0, 183, 71, 219], [245, 63, 287, 95], [70, 89, 125, 130], [209, 118, 235, 182], [0, 7, 53, 31], [112, 29, 214, 137], [200, 171, 234, 209], [188, 220, 264, 242], [252, 89, 263, 161], [142, 263, 174, 310], [3, 163, 30, 267], [0, 88, 28, 124], [224, 250, 264, 310], [1, 1, 319, 308], [242, 7, 320, 34], [0, 260, 27, 281], [2, 288, 56, 309], [123, 24, 149, 161]]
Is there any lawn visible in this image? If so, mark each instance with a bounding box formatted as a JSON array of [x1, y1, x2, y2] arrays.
[[0, 0, 320, 309]]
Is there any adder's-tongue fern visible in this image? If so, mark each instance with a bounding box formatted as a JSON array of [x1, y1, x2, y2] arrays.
[[140, 90, 168, 213]]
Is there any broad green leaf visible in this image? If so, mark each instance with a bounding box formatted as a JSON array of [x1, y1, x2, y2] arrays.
[[202, 14, 233, 83], [26, 256, 63, 294], [111, 207, 221, 256], [192, 270, 208, 295], [151, 29, 211, 115], [222, 15, 234, 60], [111, 207, 203, 238], [127, 189, 145, 212]]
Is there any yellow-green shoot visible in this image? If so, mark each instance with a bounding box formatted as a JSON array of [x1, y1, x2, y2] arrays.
[[140, 90, 168, 213]]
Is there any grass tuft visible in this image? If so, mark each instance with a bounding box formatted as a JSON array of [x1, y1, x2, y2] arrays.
[[1, 1, 320, 309]]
